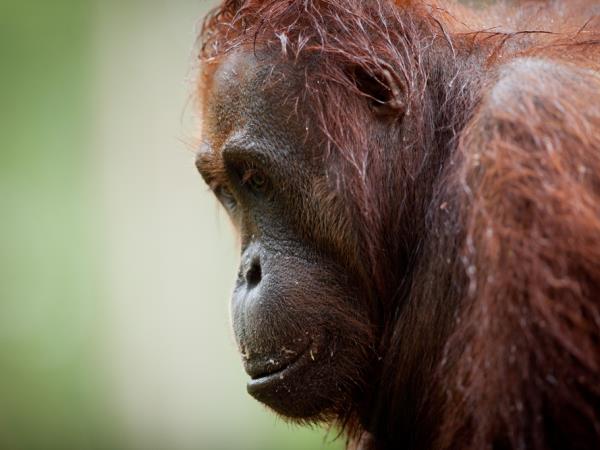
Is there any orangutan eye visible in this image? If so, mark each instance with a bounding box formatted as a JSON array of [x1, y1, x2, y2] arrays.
[[242, 167, 270, 195], [217, 185, 237, 211]]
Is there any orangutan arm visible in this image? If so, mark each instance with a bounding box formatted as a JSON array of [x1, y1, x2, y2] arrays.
[[443, 56, 600, 450]]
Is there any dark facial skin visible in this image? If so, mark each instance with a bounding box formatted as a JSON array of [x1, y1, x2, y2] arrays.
[[196, 52, 376, 420]]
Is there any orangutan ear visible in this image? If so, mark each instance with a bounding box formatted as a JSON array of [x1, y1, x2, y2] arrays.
[[351, 66, 405, 118]]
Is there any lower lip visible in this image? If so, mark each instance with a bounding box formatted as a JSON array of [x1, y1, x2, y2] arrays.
[[246, 345, 311, 395]]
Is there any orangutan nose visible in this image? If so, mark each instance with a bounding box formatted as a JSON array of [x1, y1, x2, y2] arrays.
[[244, 255, 262, 288]]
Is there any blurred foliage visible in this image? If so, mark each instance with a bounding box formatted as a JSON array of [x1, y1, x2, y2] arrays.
[[0, 0, 112, 449]]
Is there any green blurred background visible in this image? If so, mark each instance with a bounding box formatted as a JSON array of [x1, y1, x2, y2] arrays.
[[0, 1, 343, 449]]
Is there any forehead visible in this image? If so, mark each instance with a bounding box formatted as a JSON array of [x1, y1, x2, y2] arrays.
[[201, 51, 306, 153]]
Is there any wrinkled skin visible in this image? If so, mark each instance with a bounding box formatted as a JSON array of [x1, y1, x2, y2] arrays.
[[196, 53, 376, 419]]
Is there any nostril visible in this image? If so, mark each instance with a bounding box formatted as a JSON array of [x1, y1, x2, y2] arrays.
[[245, 258, 262, 288]]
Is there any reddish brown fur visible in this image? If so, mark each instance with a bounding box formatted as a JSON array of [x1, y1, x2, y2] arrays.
[[197, 1, 600, 449]]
